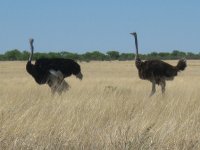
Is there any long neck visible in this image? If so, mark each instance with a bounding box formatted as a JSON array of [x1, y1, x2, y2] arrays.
[[130, 33, 142, 69], [133, 33, 139, 59], [28, 38, 34, 62], [26, 38, 47, 84], [26, 38, 36, 78]]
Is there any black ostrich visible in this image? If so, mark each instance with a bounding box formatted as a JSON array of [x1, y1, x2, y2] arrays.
[[130, 32, 187, 96], [26, 38, 83, 94]]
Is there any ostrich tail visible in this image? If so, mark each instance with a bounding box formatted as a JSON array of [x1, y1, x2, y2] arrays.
[[176, 58, 187, 71]]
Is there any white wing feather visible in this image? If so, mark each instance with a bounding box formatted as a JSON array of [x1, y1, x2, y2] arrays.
[[47, 70, 70, 94]]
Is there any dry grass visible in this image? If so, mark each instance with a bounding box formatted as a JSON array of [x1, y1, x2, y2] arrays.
[[0, 60, 200, 150]]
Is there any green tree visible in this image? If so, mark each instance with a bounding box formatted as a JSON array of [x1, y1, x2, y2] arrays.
[[187, 52, 196, 59], [147, 52, 159, 59], [171, 50, 186, 58], [4, 49, 22, 60], [21, 51, 30, 60], [0, 54, 5, 60], [106, 51, 120, 60], [60, 51, 80, 60], [119, 53, 134, 60], [158, 52, 171, 59], [47, 52, 61, 58], [34, 52, 48, 60], [82, 51, 107, 61]]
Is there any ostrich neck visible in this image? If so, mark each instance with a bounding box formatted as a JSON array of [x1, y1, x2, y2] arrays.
[[26, 61, 34, 74], [134, 35, 139, 58], [27, 39, 35, 74], [28, 39, 34, 62], [28, 55, 32, 62], [28, 46, 33, 62]]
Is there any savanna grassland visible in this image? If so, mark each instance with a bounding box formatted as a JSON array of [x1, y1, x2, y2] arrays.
[[0, 60, 200, 150]]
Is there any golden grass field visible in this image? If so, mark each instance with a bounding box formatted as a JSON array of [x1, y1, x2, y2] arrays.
[[0, 60, 200, 149]]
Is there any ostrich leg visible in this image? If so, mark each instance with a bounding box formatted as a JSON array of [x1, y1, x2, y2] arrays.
[[150, 80, 156, 96], [48, 70, 70, 95], [160, 79, 166, 94]]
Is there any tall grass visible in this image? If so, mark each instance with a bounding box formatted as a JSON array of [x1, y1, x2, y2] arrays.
[[0, 60, 200, 149]]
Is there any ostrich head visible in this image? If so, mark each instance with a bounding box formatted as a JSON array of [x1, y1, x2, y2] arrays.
[[29, 38, 34, 62], [130, 32, 137, 36]]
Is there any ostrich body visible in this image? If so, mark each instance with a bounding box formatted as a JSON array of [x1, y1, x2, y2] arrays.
[[26, 38, 83, 94], [130, 32, 187, 96]]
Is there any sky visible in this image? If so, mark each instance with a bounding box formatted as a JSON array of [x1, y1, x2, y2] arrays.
[[0, 0, 200, 54]]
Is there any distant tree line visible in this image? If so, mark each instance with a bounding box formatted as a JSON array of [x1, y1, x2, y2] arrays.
[[0, 49, 199, 61]]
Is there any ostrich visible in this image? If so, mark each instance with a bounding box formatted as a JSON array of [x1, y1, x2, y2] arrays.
[[26, 38, 83, 94], [130, 32, 187, 96]]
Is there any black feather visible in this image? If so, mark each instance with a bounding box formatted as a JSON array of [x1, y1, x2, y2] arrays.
[[34, 58, 81, 78]]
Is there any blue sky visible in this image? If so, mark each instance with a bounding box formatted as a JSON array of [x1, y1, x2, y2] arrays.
[[0, 0, 200, 54]]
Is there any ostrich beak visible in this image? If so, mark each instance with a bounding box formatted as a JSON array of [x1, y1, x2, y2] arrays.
[[130, 32, 137, 36], [76, 72, 83, 80]]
